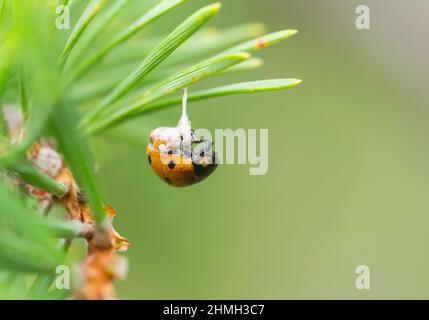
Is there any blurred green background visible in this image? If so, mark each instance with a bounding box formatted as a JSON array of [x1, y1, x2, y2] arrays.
[[87, 0, 429, 299]]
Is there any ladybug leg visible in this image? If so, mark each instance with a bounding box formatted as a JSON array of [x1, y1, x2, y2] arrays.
[[201, 139, 218, 165], [189, 131, 213, 154], [191, 138, 216, 165], [199, 139, 214, 156], [179, 134, 187, 155], [191, 130, 208, 144]]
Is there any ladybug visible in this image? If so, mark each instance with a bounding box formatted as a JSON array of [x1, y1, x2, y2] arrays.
[[147, 88, 217, 187]]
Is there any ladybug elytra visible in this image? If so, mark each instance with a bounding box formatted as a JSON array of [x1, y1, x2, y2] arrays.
[[147, 88, 217, 187]]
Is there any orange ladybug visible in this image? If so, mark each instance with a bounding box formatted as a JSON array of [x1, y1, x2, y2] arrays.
[[147, 88, 217, 187]]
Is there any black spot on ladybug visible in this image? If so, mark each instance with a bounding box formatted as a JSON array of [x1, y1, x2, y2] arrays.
[[168, 150, 173, 155], [148, 155, 152, 164], [165, 178, 172, 185], [193, 153, 217, 179], [168, 161, 176, 169]]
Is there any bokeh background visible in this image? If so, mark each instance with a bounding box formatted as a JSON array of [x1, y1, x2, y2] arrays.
[[82, 0, 429, 299]]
